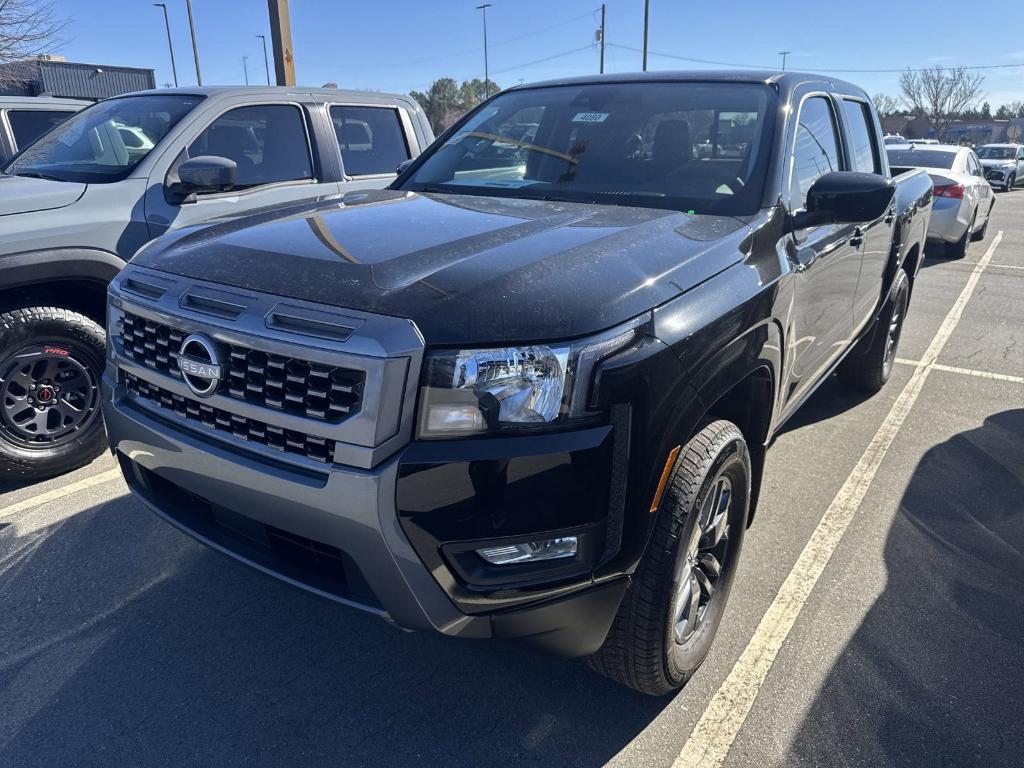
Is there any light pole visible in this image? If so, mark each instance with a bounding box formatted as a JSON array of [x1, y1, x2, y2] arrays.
[[642, 0, 650, 72], [243, 55, 249, 85], [598, 3, 606, 74], [257, 34, 271, 85], [185, 0, 202, 85], [153, 3, 178, 87], [476, 3, 492, 98], [779, 50, 791, 72]]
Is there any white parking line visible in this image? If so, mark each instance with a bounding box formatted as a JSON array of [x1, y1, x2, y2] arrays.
[[894, 358, 1024, 384], [0, 469, 124, 521], [674, 231, 1003, 768]]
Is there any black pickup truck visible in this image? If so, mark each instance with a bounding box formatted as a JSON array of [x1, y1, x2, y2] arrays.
[[102, 72, 932, 695]]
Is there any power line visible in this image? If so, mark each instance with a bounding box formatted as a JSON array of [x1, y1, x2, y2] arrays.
[[490, 44, 595, 77], [608, 43, 1024, 74]]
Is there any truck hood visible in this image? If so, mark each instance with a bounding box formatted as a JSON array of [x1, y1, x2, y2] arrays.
[[0, 174, 86, 216], [135, 189, 752, 345]]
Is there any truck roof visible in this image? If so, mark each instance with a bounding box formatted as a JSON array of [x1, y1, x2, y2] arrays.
[[109, 85, 420, 106], [510, 70, 869, 99], [0, 95, 91, 107]]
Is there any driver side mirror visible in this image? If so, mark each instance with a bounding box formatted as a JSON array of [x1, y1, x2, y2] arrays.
[[166, 155, 238, 204], [791, 171, 895, 230], [396, 159, 415, 175]]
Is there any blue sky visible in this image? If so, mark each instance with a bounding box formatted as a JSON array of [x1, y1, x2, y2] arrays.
[[57, 0, 1024, 106]]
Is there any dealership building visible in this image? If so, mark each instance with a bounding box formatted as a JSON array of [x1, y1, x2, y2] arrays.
[[0, 55, 155, 101]]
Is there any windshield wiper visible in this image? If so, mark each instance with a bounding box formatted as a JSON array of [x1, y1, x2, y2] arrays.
[[11, 170, 67, 182]]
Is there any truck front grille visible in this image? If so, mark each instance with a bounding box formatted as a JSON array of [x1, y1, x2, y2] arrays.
[[124, 372, 336, 463], [120, 312, 364, 423]]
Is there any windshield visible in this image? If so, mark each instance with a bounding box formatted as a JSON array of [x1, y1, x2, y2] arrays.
[[975, 146, 1017, 160], [4, 94, 202, 183], [398, 82, 775, 215], [886, 148, 956, 170]]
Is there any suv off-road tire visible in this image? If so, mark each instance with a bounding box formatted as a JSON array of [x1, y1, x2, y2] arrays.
[[0, 307, 106, 481], [588, 420, 750, 696], [838, 268, 910, 393]]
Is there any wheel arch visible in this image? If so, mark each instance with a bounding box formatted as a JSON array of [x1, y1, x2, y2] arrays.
[[0, 248, 124, 325]]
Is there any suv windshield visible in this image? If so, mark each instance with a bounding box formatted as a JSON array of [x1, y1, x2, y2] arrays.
[[4, 94, 202, 183], [398, 81, 775, 215], [975, 146, 1017, 160]]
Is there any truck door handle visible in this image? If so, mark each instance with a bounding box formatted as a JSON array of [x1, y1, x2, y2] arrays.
[[884, 209, 896, 225], [850, 227, 864, 248]]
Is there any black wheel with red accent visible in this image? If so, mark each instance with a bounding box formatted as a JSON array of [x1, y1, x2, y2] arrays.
[[0, 307, 106, 481]]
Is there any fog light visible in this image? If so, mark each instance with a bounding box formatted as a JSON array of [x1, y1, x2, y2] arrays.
[[477, 536, 578, 565]]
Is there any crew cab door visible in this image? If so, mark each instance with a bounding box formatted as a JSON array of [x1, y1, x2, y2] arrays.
[[837, 97, 894, 333], [144, 99, 334, 238], [784, 94, 862, 406]]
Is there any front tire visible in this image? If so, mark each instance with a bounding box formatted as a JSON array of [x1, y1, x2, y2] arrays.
[[0, 307, 106, 481], [838, 268, 910, 392], [588, 420, 750, 695]]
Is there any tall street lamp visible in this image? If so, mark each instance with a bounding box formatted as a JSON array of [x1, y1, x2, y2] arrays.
[[257, 34, 271, 85], [153, 3, 178, 87], [243, 55, 250, 85], [779, 50, 791, 71], [185, 0, 202, 85], [476, 4, 492, 98]]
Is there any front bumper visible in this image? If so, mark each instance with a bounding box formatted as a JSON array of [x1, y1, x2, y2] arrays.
[[102, 268, 628, 657]]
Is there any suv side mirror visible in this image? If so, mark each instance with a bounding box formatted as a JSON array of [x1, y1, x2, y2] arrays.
[[167, 155, 238, 203], [791, 171, 895, 230]]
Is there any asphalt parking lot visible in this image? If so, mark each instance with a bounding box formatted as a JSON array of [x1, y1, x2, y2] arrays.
[[2, 196, 1021, 768]]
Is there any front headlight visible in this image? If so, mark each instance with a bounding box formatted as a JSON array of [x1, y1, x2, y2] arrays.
[[416, 320, 640, 439]]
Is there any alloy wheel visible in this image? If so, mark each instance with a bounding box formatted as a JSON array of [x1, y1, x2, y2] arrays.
[[0, 345, 100, 449], [671, 474, 732, 644]]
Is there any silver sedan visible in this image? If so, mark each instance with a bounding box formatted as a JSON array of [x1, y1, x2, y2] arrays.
[[886, 145, 994, 258]]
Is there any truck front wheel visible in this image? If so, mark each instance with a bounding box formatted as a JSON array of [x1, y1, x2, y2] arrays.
[[0, 307, 106, 481], [589, 420, 750, 695]]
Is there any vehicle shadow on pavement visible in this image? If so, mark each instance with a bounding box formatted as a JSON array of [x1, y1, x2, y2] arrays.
[[0, 496, 669, 767], [773, 373, 876, 435], [782, 408, 1024, 766]]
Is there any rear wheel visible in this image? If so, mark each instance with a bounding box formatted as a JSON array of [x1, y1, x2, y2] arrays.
[[946, 211, 974, 259], [588, 420, 750, 695], [0, 307, 106, 481], [838, 268, 910, 392]]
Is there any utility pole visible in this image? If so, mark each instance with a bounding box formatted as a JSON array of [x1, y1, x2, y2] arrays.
[[153, 3, 178, 87], [185, 0, 202, 85], [642, 0, 650, 72], [476, 4, 492, 98], [257, 34, 271, 85], [267, 0, 296, 86], [598, 4, 606, 74], [243, 55, 249, 85], [779, 50, 791, 71]]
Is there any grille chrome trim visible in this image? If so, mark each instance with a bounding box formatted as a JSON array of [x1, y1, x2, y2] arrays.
[[108, 266, 425, 470]]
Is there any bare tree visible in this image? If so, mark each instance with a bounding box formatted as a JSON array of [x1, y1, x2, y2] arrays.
[[872, 93, 903, 118], [0, 0, 64, 89], [899, 65, 985, 140]]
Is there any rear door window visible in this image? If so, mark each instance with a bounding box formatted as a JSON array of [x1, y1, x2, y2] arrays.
[[331, 105, 409, 176], [188, 104, 313, 190], [7, 109, 76, 149], [840, 99, 881, 174]]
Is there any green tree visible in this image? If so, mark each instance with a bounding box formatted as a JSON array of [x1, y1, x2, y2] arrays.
[[412, 77, 501, 135], [981, 101, 992, 120]]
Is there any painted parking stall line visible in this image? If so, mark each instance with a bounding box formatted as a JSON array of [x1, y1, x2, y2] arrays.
[[0, 468, 123, 521], [894, 358, 1024, 385], [674, 231, 1003, 768]]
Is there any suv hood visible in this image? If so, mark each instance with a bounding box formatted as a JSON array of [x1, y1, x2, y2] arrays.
[[0, 174, 86, 216], [979, 158, 1015, 169], [135, 189, 752, 345]]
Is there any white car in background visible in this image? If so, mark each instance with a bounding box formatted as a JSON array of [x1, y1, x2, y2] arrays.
[[886, 144, 994, 258], [974, 143, 1024, 191]]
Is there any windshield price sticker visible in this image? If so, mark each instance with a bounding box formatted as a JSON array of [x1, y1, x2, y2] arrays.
[[572, 112, 610, 123]]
